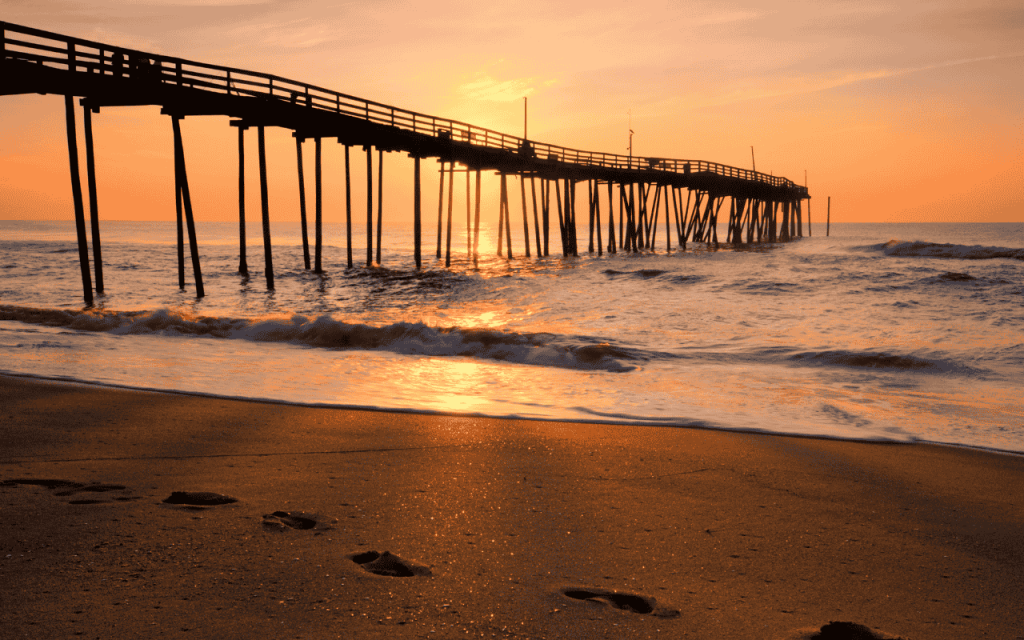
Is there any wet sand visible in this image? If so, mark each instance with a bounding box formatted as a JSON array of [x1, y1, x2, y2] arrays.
[[2, 373, 1022, 639]]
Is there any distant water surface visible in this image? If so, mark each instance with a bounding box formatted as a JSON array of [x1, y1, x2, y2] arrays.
[[1, 220, 1022, 453]]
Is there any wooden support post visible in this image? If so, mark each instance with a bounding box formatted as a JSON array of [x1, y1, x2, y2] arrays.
[[698, 193, 714, 243], [568, 178, 578, 256], [314, 138, 323, 273], [727, 197, 736, 243], [255, 124, 272, 290], [498, 177, 505, 256], [436, 160, 445, 259], [82, 104, 104, 293], [344, 144, 353, 268], [237, 126, 249, 275], [413, 156, 422, 269], [296, 137, 310, 269], [588, 180, 595, 253], [175, 135, 185, 290], [796, 200, 803, 237], [505, 176, 513, 258], [173, 116, 205, 297], [594, 181, 603, 256], [366, 146, 373, 267], [64, 95, 94, 305], [473, 169, 482, 264], [780, 201, 790, 241], [554, 179, 566, 256], [826, 196, 830, 237], [541, 180, 550, 256], [519, 174, 531, 257], [648, 183, 662, 250], [664, 185, 671, 252], [807, 196, 812, 237], [618, 184, 626, 250], [712, 196, 723, 247], [747, 200, 758, 244], [376, 149, 383, 264], [445, 161, 454, 267], [681, 189, 691, 248], [466, 168, 472, 259], [607, 181, 616, 254], [622, 182, 630, 251], [671, 188, 681, 246], [530, 175, 541, 258], [499, 174, 513, 258], [685, 191, 702, 242], [635, 184, 645, 248]]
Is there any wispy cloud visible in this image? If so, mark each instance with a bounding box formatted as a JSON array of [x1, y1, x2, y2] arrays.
[[653, 51, 1024, 113], [456, 72, 553, 102]]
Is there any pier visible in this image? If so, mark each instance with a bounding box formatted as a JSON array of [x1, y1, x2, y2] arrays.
[[1, 21, 810, 304]]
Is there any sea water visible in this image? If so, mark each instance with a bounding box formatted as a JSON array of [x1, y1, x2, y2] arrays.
[[1, 219, 1022, 453]]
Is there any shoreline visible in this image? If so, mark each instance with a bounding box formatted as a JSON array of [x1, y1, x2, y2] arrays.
[[4, 370, 1023, 459], [3, 373, 1024, 639]]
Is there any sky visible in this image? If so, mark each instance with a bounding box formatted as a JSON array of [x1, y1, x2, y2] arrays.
[[0, 0, 1022, 225]]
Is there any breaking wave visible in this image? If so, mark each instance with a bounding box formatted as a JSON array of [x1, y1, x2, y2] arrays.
[[0, 304, 637, 373], [877, 240, 1024, 261]]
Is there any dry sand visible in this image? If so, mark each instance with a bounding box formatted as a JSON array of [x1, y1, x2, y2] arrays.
[[2, 373, 1022, 639]]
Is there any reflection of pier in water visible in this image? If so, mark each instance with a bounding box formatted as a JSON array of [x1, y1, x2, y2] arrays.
[[1, 21, 811, 304]]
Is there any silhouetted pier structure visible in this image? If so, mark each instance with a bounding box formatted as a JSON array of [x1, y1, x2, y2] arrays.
[[1, 22, 810, 304]]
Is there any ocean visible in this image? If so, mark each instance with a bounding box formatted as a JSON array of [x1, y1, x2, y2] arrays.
[[1, 219, 1022, 454]]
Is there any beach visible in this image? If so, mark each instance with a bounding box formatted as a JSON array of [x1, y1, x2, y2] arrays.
[[3, 373, 1022, 639]]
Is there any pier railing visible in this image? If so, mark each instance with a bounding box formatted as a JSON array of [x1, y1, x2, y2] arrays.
[[1, 21, 802, 191]]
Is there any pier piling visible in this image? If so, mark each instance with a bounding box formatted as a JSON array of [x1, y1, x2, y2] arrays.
[[256, 124, 272, 290], [172, 116, 204, 297], [296, 136, 310, 270], [473, 169, 482, 264], [64, 94, 93, 305], [436, 160, 445, 260], [520, 174, 530, 257], [81, 104, 103, 293], [376, 149, 383, 265], [444, 161, 454, 267], [314, 137, 323, 273], [366, 146, 373, 267], [344, 144, 352, 268], [536, 175, 544, 257], [236, 125, 248, 276], [413, 156, 422, 269]]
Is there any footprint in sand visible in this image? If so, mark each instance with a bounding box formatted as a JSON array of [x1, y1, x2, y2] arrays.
[[1, 478, 137, 504], [783, 621, 908, 640], [560, 586, 680, 618], [349, 550, 432, 577], [162, 491, 238, 506], [262, 511, 318, 531]]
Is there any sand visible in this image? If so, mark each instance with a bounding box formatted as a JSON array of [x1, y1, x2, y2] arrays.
[[2, 373, 1023, 639]]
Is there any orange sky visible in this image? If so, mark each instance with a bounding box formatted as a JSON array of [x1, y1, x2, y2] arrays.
[[1, 0, 1021, 224]]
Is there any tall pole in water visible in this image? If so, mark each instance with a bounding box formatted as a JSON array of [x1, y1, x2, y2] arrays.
[[524, 96, 527, 140], [826, 197, 831, 237], [628, 110, 633, 164]]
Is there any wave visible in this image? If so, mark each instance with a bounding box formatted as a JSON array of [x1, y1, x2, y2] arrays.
[[787, 349, 978, 375], [603, 269, 707, 285], [877, 240, 1024, 261], [0, 304, 637, 373]]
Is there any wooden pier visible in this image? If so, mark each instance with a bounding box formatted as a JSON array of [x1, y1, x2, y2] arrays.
[[1, 21, 810, 304]]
